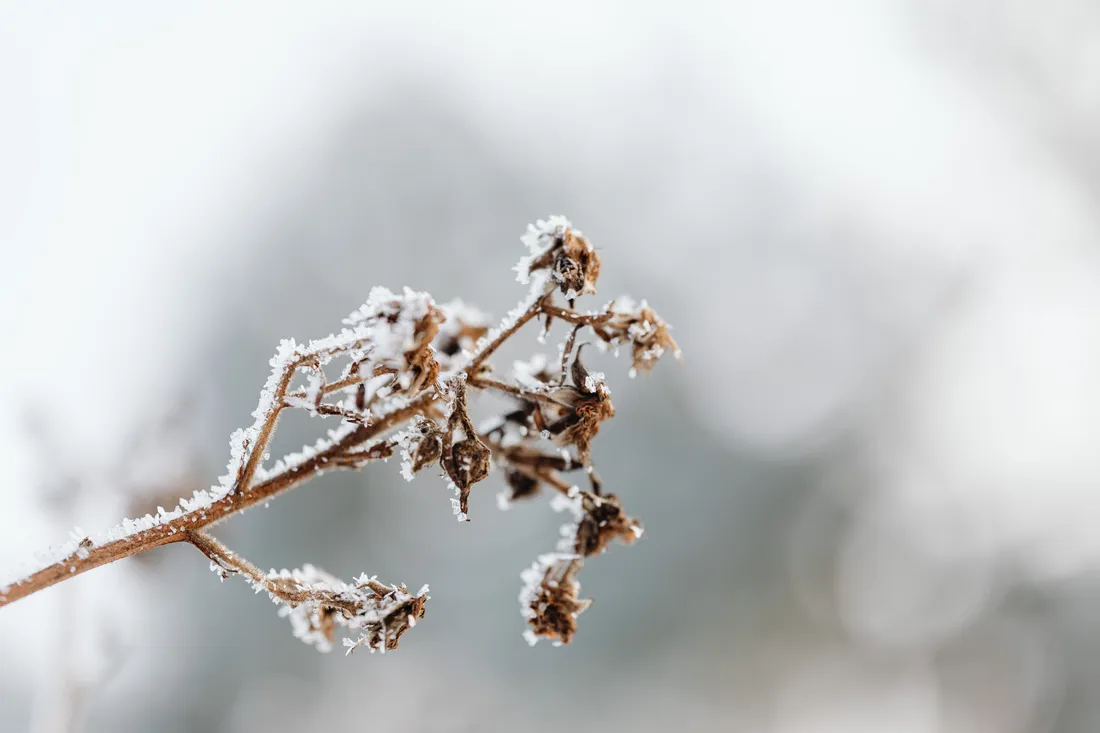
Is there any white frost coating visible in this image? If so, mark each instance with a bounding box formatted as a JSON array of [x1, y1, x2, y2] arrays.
[[519, 553, 568, 619], [245, 564, 426, 654], [344, 285, 433, 328], [608, 295, 639, 315], [550, 491, 584, 553], [437, 298, 489, 337], [514, 215, 575, 285], [513, 354, 551, 389], [252, 422, 359, 483], [393, 426, 420, 482], [303, 373, 324, 405], [1, 287, 440, 592], [517, 551, 580, 645], [439, 442, 469, 521], [583, 371, 608, 396], [449, 497, 468, 522], [549, 492, 583, 518], [612, 295, 682, 363], [439, 298, 488, 324], [472, 270, 551, 356], [342, 286, 436, 393]]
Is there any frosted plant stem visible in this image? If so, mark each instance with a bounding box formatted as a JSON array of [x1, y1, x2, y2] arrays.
[[0, 392, 436, 606], [465, 293, 549, 372]]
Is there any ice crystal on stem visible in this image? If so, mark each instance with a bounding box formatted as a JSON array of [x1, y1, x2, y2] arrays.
[[1, 215, 680, 653], [190, 531, 426, 653]]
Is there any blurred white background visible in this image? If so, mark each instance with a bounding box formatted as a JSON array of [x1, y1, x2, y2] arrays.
[[4, 1, 1100, 731]]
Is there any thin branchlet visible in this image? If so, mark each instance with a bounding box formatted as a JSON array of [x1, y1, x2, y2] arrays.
[[1, 215, 680, 651]]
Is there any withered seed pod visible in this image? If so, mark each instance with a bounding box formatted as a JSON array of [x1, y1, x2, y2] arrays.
[[450, 437, 490, 489]]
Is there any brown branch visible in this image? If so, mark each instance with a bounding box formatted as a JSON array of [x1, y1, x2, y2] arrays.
[[186, 529, 265, 584], [465, 292, 550, 373], [233, 356, 300, 492], [285, 372, 368, 403], [467, 376, 563, 407], [0, 391, 437, 606], [484, 441, 575, 497], [539, 304, 614, 327]]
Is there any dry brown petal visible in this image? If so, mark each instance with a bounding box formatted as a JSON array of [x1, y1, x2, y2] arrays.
[[402, 308, 444, 393], [526, 563, 591, 645], [560, 229, 600, 297], [527, 227, 601, 298], [603, 303, 680, 375], [555, 391, 615, 461], [411, 432, 443, 473], [573, 493, 643, 557]]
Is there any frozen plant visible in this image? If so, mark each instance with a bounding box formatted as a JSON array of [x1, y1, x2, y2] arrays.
[[0, 216, 681, 652]]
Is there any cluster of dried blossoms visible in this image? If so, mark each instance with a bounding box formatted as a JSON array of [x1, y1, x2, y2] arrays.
[[0, 215, 679, 653]]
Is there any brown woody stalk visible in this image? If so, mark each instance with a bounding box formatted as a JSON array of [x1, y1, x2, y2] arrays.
[[0, 392, 432, 607]]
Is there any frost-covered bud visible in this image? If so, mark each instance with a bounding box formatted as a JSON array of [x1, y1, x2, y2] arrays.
[[264, 566, 429, 654], [552, 230, 600, 298], [570, 345, 608, 397], [521, 220, 601, 298], [603, 298, 681, 376]]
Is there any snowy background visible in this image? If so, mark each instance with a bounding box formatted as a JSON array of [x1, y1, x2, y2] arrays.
[[4, 1, 1100, 731]]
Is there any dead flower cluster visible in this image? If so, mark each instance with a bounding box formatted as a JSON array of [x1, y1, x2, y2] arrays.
[[1, 215, 680, 653]]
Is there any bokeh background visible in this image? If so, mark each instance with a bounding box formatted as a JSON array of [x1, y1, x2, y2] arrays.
[[4, 1, 1100, 731]]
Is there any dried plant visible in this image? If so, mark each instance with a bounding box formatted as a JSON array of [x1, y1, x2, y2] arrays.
[[0, 216, 680, 653]]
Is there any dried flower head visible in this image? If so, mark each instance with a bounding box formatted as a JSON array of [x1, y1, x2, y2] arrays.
[[519, 554, 591, 646], [266, 567, 429, 655], [517, 216, 601, 299], [583, 297, 682, 377]]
